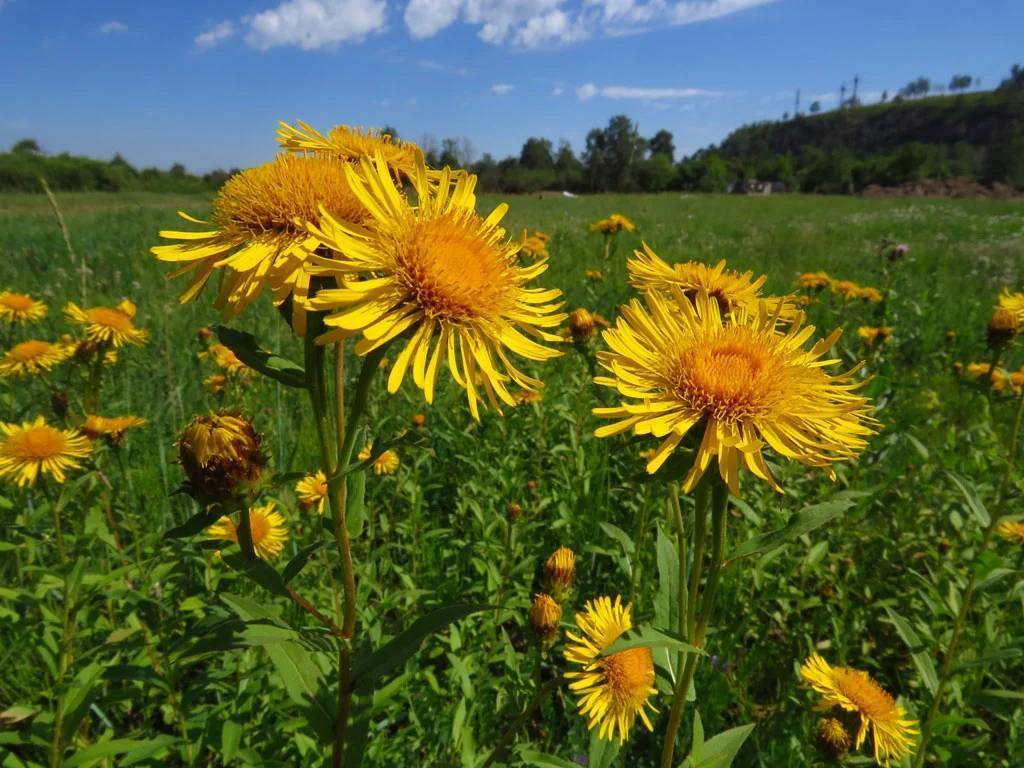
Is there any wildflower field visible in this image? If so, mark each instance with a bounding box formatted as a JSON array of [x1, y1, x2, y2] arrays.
[[1, 131, 1023, 768]]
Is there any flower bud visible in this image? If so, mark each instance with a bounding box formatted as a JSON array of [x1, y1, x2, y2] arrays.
[[568, 308, 596, 345], [529, 593, 562, 644], [544, 546, 576, 598], [411, 413, 426, 428], [178, 411, 265, 503], [506, 502, 522, 520], [815, 718, 852, 761], [987, 308, 1019, 351]]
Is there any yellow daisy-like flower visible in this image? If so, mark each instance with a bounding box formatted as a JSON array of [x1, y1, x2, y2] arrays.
[[0, 291, 47, 324], [208, 343, 249, 376], [152, 154, 371, 335], [305, 153, 566, 419], [832, 280, 861, 301], [520, 231, 551, 260], [858, 287, 884, 303], [208, 501, 289, 560], [204, 374, 228, 394], [564, 596, 657, 744], [998, 288, 1024, 322], [277, 121, 421, 181], [586, 269, 605, 282], [295, 470, 328, 513], [857, 326, 893, 346], [593, 290, 876, 495], [529, 592, 562, 643], [590, 214, 635, 234], [64, 302, 148, 348], [0, 340, 73, 377], [992, 370, 1024, 395], [358, 445, 400, 475], [80, 415, 147, 441], [796, 272, 832, 291], [801, 653, 918, 767], [628, 244, 796, 320], [965, 362, 993, 379], [0, 416, 92, 487], [996, 519, 1024, 543]]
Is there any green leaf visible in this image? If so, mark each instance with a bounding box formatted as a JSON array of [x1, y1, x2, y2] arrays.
[[588, 727, 621, 768], [164, 507, 223, 539], [599, 521, 635, 554], [64, 736, 178, 768], [883, 606, 939, 695], [265, 641, 334, 741], [214, 324, 306, 388], [602, 625, 703, 658], [282, 542, 323, 585], [350, 604, 494, 686], [220, 720, 242, 762], [517, 749, 581, 768], [61, 662, 104, 743], [222, 553, 288, 597], [654, 523, 679, 632], [946, 472, 990, 526], [727, 495, 860, 562], [681, 722, 756, 768]]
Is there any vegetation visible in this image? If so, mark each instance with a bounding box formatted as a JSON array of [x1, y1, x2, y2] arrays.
[[1, 186, 1023, 767]]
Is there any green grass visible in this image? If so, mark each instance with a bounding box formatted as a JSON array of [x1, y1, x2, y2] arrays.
[[1, 190, 1023, 767]]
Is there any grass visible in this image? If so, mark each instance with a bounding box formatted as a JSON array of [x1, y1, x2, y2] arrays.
[[1, 190, 1023, 767]]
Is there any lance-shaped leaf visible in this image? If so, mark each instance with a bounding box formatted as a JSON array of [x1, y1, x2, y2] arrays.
[[601, 625, 703, 658], [726, 494, 862, 564], [214, 324, 306, 388], [883, 606, 939, 694]]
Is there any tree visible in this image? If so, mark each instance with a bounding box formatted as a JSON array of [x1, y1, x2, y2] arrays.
[[697, 154, 729, 192], [638, 153, 675, 192], [998, 64, 1024, 91], [648, 129, 675, 162], [602, 115, 644, 191], [899, 77, 931, 99], [381, 125, 399, 139], [11, 138, 42, 154], [948, 74, 972, 93], [519, 137, 554, 170], [554, 140, 583, 190], [809, 101, 821, 114], [582, 128, 608, 191], [439, 137, 474, 168]]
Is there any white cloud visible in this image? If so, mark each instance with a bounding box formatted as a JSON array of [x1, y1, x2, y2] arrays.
[[404, 0, 777, 48], [99, 20, 127, 34], [552, 86, 564, 96], [244, 0, 387, 50], [491, 83, 514, 94], [577, 82, 716, 100], [418, 58, 469, 76], [195, 20, 235, 49]]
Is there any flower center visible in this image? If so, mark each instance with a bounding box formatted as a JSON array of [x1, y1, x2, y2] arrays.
[[3, 294, 34, 311], [398, 213, 511, 322], [600, 648, 654, 701], [11, 340, 51, 362], [13, 427, 67, 460], [249, 512, 270, 544], [671, 328, 786, 422], [88, 307, 132, 331], [833, 668, 896, 720], [213, 155, 367, 238]]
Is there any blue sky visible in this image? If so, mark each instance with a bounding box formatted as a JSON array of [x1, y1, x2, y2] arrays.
[[1, 0, 1022, 173]]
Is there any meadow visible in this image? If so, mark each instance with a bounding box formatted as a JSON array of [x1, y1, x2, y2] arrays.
[[1, 184, 1023, 768]]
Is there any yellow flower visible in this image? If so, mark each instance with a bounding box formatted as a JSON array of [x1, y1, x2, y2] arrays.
[[987, 308, 1019, 350], [965, 362, 993, 379], [204, 374, 228, 394], [857, 326, 893, 346], [564, 596, 657, 743], [0, 340, 73, 377], [801, 653, 918, 767], [305, 152, 566, 419], [208, 343, 249, 376], [80, 415, 147, 441], [590, 214, 635, 234], [516, 388, 543, 405], [178, 412, 265, 502], [529, 592, 562, 643], [831, 280, 861, 300], [628, 244, 795, 320], [594, 290, 876, 496], [208, 501, 288, 559], [520, 231, 550, 260], [544, 546, 576, 596], [796, 272, 832, 291], [568, 308, 597, 344], [992, 370, 1024, 395], [816, 717, 852, 759], [586, 269, 605, 282], [998, 288, 1024, 322], [64, 302, 148, 347], [277, 121, 420, 181], [358, 445, 400, 475], [857, 287, 884, 303], [0, 416, 92, 487], [0, 291, 47, 324], [996, 519, 1024, 543], [295, 470, 328, 513], [152, 154, 371, 336]]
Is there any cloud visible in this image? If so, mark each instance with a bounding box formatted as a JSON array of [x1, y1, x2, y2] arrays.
[[99, 20, 127, 34], [577, 83, 716, 100], [195, 20, 235, 49], [244, 0, 387, 50], [418, 58, 469, 76], [552, 86, 564, 96], [491, 83, 514, 95], [403, 0, 777, 48]]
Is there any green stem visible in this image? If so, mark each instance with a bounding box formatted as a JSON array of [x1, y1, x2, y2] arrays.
[[914, 387, 1024, 766], [237, 505, 256, 561], [482, 653, 553, 767], [660, 473, 728, 768]]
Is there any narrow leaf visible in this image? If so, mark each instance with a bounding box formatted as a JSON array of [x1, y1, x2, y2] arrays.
[[884, 606, 939, 695], [947, 472, 990, 526], [727, 495, 860, 562], [602, 626, 703, 658], [214, 324, 306, 388], [682, 723, 756, 768]]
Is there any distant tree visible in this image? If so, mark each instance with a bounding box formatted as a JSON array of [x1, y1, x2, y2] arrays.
[[840, 83, 846, 108], [809, 101, 821, 114], [948, 74, 972, 93], [582, 128, 608, 191], [11, 139, 42, 154], [603, 115, 644, 191], [782, 112, 789, 121], [881, 90, 888, 103], [697, 154, 729, 192], [638, 153, 675, 191], [519, 137, 554, 170], [381, 125, 399, 139], [554, 140, 583, 189], [648, 129, 675, 162], [170, 163, 186, 176], [472, 153, 500, 191], [438, 137, 474, 168], [998, 64, 1024, 91], [899, 77, 931, 99]]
